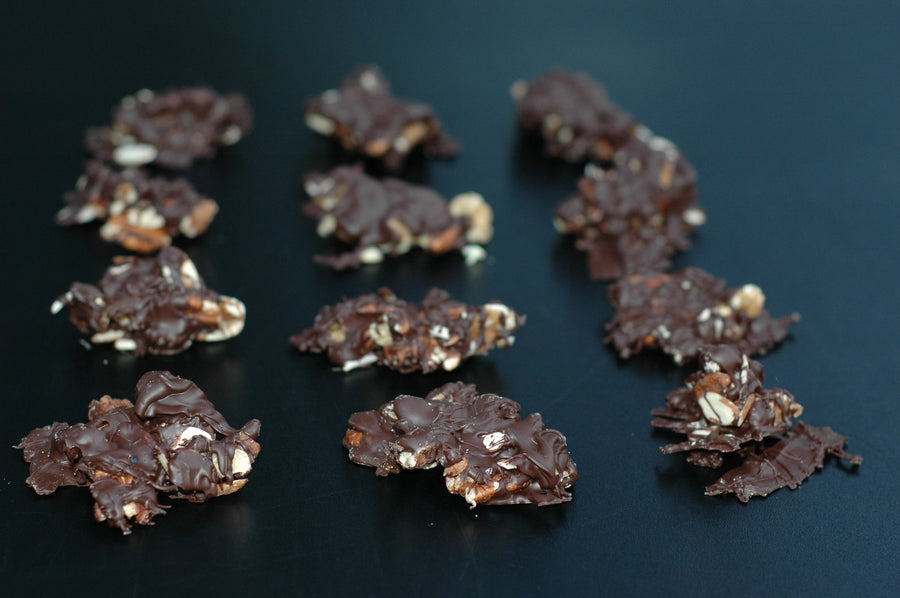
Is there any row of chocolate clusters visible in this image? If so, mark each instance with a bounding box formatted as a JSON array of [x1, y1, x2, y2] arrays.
[[23, 89, 261, 533], [300, 66, 579, 507], [53, 88, 252, 355], [57, 87, 252, 253], [510, 68, 859, 499]]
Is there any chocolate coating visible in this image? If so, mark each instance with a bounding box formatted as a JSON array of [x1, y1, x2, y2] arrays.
[[14, 371, 261, 534], [291, 287, 524, 373], [303, 164, 492, 269], [343, 382, 577, 507], [57, 160, 219, 253], [705, 422, 862, 502], [305, 65, 459, 170], [606, 267, 800, 364], [52, 246, 246, 355], [555, 126, 705, 279], [512, 68, 635, 162], [85, 87, 253, 169]]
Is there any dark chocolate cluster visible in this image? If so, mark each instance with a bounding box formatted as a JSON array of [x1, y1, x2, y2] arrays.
[[85, 87, 253, 170], [606, 267, 800, 365], [652, 346, 861, 501], [305, 65, 459, 170], [344, 382, 577, 506], [511, 68, 635, 162], [554, 126, 706, 279], [303, 164, 493, 269], [16, 371, 261, 534], [53, 246, 245, 355], [292, 287, 524, 373], [57, 160, 219, 253]]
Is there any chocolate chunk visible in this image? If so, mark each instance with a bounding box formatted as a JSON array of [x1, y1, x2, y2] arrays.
[[14, 371, 261, 534], [56, 161, 219, 253], [606, 267, 800, 364], [651, 345, 804, 456], [85, 87, 253, 169], [52, 246, 245, 355], [291, 287, 523, 373], [511, 68, 635, 162], [555, 126, 705, 279], [343, 382, 577, 507], [303, 164, 492, 269], [705, 422, 862, 502], [304, 65, 459, 170]]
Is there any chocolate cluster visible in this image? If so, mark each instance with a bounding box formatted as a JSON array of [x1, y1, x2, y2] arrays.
[[344, 382, 577, 506], [554, 126, 706, 279], [652, 346, 861, 500], [57, 161, 219, 253], [52, 246, 245, 355], [303, 164, 493, 269], [85, 87, 253, 169], [16, 371, 261, 534], [292, 287, 523, 373], [606, 267, 800, 365], [305, 65, 459, 171]]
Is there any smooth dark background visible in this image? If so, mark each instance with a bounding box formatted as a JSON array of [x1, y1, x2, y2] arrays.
[[2, 2, 898, 595]]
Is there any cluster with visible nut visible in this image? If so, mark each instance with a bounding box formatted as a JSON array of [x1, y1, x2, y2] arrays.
[[56, 161, 219, 253], [343, 382, 577, 507], [305, 65, 459, 171], [291, 287, 524, 373], [652, 346, 861, 501], [85, 87, 253, 169], [605, 267, 800, 365], [303, 164, 493, 269], [15, 371, 261, 534], [511, 68, 635, 162], [554, 126, 706, 279], [52, 246, 246, 355]]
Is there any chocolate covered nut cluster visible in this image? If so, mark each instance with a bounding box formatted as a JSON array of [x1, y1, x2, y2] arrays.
[[652, 346, 861, 500], [511, 68, 635, 162], [303, 164, 493, 269], [15, 371, 261, 534], [292, 288, 523, 373], [554, 126, 706, 280], [606, 267, 800, 365], [56, 161, 219, 253], [305, 65, 459, 170], [344, 382, 577, 506], [52, 246, 245, 355], [85, 86, 253, 169]]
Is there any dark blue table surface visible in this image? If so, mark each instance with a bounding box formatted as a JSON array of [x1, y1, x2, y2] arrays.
[[2, 2, 898, 595]]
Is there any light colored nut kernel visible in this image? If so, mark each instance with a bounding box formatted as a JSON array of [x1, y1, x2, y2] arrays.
[[682, 208, 707, 227], [113, 143, 158, 167], [449, 192, 493, 244], [305, 112, 336, 135], [91, 329, 125, 344], [316, 214, 338, 237], [367, 320, 393, 347], [698, 391, 739, 426], [358, 246, 384, 264], [171, 426, 213, 450], [509, 79, 529, 101], [729, 284, 766, 318], [114, 337, 138, 352]]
